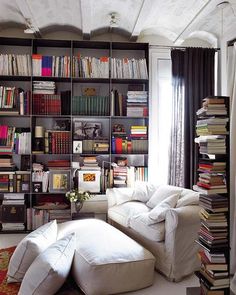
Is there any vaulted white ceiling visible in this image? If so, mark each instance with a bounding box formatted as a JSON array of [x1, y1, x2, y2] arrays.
[[0, 0, 236, 45]]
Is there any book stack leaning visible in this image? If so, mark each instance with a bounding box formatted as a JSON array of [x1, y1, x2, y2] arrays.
[[194, 96, 230, 295]]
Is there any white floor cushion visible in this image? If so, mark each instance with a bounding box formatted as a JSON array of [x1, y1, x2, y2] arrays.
[[18, 232, 75, 295], [57, 219, 155, 295], [7, 220, 57, 283]]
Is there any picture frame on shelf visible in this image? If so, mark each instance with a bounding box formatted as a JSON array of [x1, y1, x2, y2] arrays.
[[49, 170, 70, 193], [78, 170, 101, 193], [21, 182, 30, 193], [73, 140, 83, 154], [74, 121, 102, 139], [32, 182, 42, 193]]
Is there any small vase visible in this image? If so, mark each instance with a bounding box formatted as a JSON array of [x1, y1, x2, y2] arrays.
[[71, 201, 83, 214]]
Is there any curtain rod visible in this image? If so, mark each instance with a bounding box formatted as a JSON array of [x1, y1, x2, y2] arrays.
[[149, 44, 220, 51]]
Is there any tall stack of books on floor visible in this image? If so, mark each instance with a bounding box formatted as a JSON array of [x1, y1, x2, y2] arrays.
[[194, 96, 230, 294]]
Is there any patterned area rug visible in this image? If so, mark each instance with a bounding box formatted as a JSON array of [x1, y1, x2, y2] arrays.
[[0, 246, 83, 295], [0, 246, 20, 295]]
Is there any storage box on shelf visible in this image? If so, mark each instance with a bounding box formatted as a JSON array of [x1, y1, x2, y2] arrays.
[[0, 37, 149, 232], [193, 96, 230, 294]]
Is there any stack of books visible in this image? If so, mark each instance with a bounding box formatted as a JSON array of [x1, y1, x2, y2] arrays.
[[33, 81, 56, 94], [80, 157, 101, 171], [0, 86, 30, 115], [47, 160, 70, 170], [130, 125, 147, 139], [195, 135, 226, 155], [113, 165, 127, 188], [48, 209, 71, 223], [0, 157, 15, 171], [32, 54, 71, 77], [194, 96, 230, 294], [196, 97, 227, 116], [0, 54, 31, 76], [196, 118, 228, 136], [72, 55, 109, 78], [126, 91, 148, 117], [111, 57, 148, 79]]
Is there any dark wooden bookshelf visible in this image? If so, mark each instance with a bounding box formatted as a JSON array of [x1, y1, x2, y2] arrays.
[[0, 36, 149, 233]]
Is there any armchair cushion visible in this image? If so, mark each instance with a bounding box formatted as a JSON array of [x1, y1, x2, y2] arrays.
[[108, 201, 150, 227], [146, 185, 183, 208], [149, 193, 180, 222], [130, 213, 165, 242], [176, 190, 199, 207]]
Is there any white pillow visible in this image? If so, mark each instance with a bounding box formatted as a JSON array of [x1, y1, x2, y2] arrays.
[[146, 185, 183, 208], [114, 187, 134, 205], [176, 191, 200, 207], [149, 193, 180, 222], [131, 212, 157, 226], [132, 181, 158, 203], [7, 220, 57, 283], [18, 233, 76, 295]]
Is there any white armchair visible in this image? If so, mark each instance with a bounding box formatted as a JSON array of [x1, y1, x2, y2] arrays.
[[107, 183, 201, 281]]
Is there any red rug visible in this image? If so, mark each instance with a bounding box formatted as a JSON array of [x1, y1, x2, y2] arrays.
[[0, 246, 20, 295]]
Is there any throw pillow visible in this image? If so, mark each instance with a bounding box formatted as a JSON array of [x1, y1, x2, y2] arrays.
[[146, 185, 183, 208], [113, 187, 134, 205], [7, 220, 57, 283], [176, 191, 200, 207], [149, 193, 180, 222], [18, 233, 76, 295], [132, 181, 159, 203]]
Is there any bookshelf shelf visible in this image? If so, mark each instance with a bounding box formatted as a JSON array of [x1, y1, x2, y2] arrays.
[[0, 75, 31, 81], [0, 37, 149, 233]]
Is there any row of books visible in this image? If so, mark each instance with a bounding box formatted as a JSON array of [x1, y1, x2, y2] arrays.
[[0, 54, 31, 76], [44, 130, 71, 154], [72, 95, 110, 116], [111, 137, 148, 154], [72, 55, 109, 78], [26, 208, 72, 230], [32, 55, 71, 77], [0, 171, 30, 193], [0, 87, 30, 115], [0, 54, 148, 79], [0, 126, 31, 154], [111, 57, 148, 79], [194, 96, 229, 293], [33, 94, 61, 115]]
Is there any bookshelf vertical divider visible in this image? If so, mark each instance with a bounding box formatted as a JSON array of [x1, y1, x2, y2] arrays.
[[0, 37, 149, 233]]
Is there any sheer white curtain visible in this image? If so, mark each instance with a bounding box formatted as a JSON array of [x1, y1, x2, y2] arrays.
[[227, 43, 236, 293], [149, 49, 172, 185]]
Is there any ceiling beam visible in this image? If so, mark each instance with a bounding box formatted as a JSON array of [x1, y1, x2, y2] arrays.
[[173, 0, 219, 45], [130, 0, 155, 41], [80, 0, 92, 40], [15, 0, 41, 38]]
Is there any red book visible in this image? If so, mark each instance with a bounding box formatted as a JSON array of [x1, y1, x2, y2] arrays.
[[115, 138, 123, 154]]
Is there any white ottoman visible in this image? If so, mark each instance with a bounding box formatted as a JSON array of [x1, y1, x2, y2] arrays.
[[57, 219, 155, 295]]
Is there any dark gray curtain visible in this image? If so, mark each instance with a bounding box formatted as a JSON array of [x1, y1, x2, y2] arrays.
[[168, 50, 185, 186], [169, 47, 215, 188]]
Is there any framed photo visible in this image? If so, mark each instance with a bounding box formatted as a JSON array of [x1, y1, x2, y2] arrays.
[[32, 182, 42, 193], [73, 140, 83, 154], [74, 121, 102, 139], [21, 182, 30, 193], [49, 170, 70, 193], [78, 170, 101, 193]]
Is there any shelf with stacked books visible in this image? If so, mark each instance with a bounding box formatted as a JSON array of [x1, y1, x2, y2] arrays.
[[0, 37, 149, 232], [193, 96, 230, 295]]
